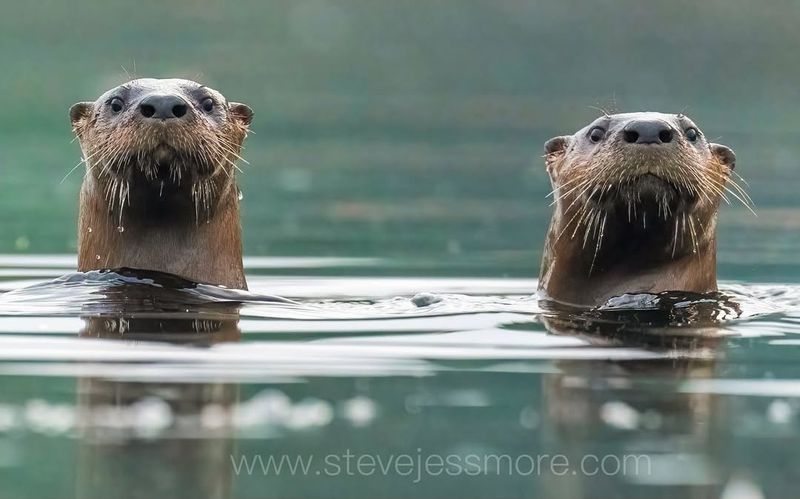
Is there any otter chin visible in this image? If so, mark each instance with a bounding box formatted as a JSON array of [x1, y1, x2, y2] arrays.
[[539, 112, 748, 307], [70, 78, 254, 289]]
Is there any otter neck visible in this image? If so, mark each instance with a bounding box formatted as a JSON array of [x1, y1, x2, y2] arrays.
[[77, 174, 247, 290], [539, 204, 717, 307]]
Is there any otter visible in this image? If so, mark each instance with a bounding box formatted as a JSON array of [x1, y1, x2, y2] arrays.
[[539, 112, 746, 307], [69, 78, 253, 289]]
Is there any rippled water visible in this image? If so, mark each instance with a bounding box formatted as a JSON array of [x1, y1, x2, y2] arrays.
[[0, 256, 799, 498]]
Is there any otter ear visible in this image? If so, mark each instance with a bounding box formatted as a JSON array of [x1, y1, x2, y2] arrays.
[[710, 143, 736, 170], [229, 102, 253, 126], [69, 102, 93, 127], [544, 136, 570, 156]]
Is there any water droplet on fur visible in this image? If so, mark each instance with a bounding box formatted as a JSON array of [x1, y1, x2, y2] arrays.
[[238, 190, 244, 201], [116, 226, 124, 233], [95, 255, 101, 261], [87, 227, 93, 233]]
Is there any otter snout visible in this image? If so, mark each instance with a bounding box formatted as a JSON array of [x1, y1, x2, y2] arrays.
[[139, 94, 189, 120], [622, 120, 674, 145]]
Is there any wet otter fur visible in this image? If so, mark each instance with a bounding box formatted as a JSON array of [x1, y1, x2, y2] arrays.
[[70, 78, 253, 289], [539, 112, 749, 307]]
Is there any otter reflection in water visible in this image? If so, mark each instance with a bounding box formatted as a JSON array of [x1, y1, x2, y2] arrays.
[[537, 296, 734, 498], [73, 272, 242, 499]]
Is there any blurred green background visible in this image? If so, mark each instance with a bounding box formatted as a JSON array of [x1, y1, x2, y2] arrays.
[[1, 0, 799, 278]]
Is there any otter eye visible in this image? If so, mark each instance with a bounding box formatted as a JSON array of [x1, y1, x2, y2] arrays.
[[109, 98, 124, 113], [201, 98, 215, 113], [685, 127, 699, 142], [589, 127, 606, 143]]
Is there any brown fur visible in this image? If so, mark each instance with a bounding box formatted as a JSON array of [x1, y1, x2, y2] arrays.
[[70, 78, 253, 289], [539, 112, 746, 307]]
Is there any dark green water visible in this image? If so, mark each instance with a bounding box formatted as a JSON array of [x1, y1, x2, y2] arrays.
[[2, 1, 800, 498]]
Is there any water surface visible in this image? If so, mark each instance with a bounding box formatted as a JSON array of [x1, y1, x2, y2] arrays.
[[0, 256, 798, 499]]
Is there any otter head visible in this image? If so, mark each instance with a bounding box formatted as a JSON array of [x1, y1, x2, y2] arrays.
[[70, 78, 253, 223], [540, 112, 746, 307], [70, 79, 253, 289]]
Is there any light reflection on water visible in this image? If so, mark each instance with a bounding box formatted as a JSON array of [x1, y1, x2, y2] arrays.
[[0, 256, 798, 498]]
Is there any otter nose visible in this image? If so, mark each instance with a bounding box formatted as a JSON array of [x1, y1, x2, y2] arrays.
[[139, 94, 189, 120], [622, 120, 674, 144]]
